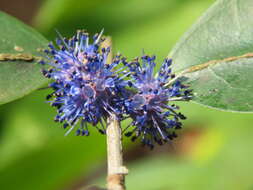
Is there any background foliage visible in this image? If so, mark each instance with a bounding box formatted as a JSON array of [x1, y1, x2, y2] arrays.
[[0, 0, 253, 190]]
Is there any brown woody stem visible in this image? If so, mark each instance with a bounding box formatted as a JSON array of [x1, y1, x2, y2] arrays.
[[106, 114, 128, 190]]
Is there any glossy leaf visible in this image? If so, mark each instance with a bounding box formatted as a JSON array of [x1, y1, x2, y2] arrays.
[[169, 0, 253, 112], [0, 11, 48, 105]]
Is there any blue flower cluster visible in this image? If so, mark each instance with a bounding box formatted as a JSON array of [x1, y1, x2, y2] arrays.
[[123, 55, 192, 148], [41, 30, 192, 148], [41, 30, 127, 136]]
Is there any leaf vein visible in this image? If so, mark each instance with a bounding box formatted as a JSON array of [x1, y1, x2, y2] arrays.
[[185, 53, 253, 74]]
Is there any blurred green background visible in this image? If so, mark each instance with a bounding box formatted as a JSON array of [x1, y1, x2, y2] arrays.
[[1, 0, 253, 189]]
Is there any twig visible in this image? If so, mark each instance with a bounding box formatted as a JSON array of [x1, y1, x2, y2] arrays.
[[103, 35, 128, 190], [106, 114, 128, 190]]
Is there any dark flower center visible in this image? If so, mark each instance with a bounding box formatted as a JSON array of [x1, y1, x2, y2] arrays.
[[82, 85, 95, 99]]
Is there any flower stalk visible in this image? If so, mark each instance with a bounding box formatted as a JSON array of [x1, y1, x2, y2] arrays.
[[106, 114, 128, 190]]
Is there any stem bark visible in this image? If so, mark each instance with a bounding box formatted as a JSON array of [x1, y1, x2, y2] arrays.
[[106, 114, 128, 190]]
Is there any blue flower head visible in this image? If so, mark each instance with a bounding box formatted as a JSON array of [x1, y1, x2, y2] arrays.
[[40, 30, 127, 136], [124, 55, 192, 149]]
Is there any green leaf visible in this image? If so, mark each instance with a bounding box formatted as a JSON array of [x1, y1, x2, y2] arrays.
[[169, 0, 253, 112], [0, 11, 48, 105]]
